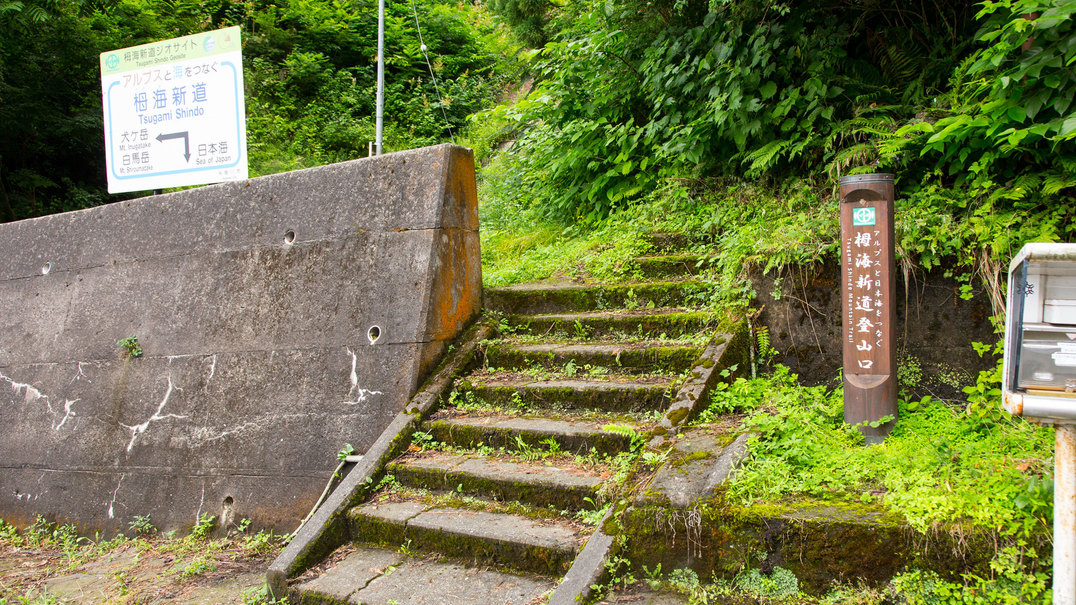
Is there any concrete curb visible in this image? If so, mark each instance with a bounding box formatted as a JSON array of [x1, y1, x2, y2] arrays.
[[651, 319, 749, 446], [548, 506, 618, 605], [703, 432, 751, 494], [266, 321, 493, 598]]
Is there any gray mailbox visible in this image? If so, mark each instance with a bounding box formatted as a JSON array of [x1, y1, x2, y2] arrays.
[[1003, 243, 1076, 421], [1002, 243, 1076, 605]]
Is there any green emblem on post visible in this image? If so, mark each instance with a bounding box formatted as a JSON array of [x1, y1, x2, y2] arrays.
[[853, 207, 876, 226]]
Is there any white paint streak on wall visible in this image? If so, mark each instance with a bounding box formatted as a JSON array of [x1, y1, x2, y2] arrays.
[[120, 376, 188, 453], [343, 349, 383, 405], [53, 399, 80, 431], [0, 371, 46, 403], [107, 474, 125, 519], [1, 370, 79, 431], [189, 413, 307, 446], [195, 483, 206, 521], [205, 354, 217, 383]]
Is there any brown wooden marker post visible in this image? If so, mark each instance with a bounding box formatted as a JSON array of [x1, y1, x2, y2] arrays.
[[839, 174, 898, 444]]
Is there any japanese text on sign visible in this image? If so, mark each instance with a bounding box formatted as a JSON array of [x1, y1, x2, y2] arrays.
[[845, 209, 886, 371], [100, 27, 247, 193]]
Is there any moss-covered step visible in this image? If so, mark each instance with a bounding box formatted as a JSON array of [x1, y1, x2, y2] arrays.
[[615, 497, 1034, 595], [424, 413, 641, 456], [348, 499, 587, 575], [485, 280, 710, 315], [293, 545, 557, 605], [634, 254, 711, 279], [455, 376, 677, 413], [482, 341, 703, 375], [505, 310, 724, 340], [386, 450, 605, 510]]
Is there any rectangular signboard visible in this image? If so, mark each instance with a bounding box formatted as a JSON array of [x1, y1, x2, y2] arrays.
[[100, 27, 247, 193]]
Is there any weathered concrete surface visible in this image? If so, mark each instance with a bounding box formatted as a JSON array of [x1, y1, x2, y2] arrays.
[[0, 144, 480, 535], [619, 499, 1018, 595], [349, 499, 585, 574], [388, 450, 603, 509], [297, 546, 556, 605]]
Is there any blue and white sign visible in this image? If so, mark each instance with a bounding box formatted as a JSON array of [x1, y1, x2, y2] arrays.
[[100, 27, 247, 193]]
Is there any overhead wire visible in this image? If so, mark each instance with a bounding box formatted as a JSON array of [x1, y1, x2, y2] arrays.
[[409, 0, 455, 142]]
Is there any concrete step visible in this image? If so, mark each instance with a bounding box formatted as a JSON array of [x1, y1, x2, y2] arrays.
[[456, 376, 677, 413], [424, 412, 643, 456], [505, 309, 722, 340], [295, 544, 557, 605], [386, 450, 605, 510], [348, 499, 588, 575], [483, 340, 703, 374], [634, 254, 710, 279], [485, 279, 708, 315]]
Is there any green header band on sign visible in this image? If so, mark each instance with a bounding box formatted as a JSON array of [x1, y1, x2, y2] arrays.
[[100, 26, 241, 74]]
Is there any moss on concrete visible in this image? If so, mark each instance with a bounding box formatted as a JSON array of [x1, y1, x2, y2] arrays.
[[616, 496, 1023, 595]]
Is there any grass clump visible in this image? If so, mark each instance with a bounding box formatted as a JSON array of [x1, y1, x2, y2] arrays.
[[703, 365, 1053, 537]]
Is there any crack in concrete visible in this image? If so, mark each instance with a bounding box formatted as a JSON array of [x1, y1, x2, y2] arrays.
[[2, 370, 80, 431], [119, 375, 188, 453], [343, 349, 383, 405], [106, 473, 125, 519], [348, 560, 403, 599], [188, 413, 307, 445]]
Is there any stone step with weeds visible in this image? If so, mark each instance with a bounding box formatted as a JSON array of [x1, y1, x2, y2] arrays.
[[485, 279, 709, 315], [505, 309, 723, 340], [634, 254, 711, 279], [386, 450, 606, 510], [483, 341, 703, 374], [456, 376, 677, 413], [645, 232, 703, 253], [424, 413, 643, 456], [295, 544, 557, 605], [348, 499, 587, 575]]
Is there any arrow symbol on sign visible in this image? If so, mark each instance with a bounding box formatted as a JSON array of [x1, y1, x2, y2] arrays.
[[156, 131, 191, 162]]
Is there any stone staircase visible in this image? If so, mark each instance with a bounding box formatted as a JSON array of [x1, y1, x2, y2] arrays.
[[269, 237, 747, 604]]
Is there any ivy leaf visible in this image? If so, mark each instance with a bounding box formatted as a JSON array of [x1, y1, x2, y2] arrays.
[[759, 81, 777, 100], [1006, 106, 1027, 123]]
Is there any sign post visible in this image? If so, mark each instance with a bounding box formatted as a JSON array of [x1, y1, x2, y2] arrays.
[[839, 174, 898, 443], [100, 26, 247, 194]]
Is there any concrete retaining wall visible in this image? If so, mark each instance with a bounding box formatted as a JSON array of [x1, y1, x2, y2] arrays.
[[0, 144, 480, 535]]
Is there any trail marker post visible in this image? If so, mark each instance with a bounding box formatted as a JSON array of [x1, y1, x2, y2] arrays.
[[839, 173, 898, 443]]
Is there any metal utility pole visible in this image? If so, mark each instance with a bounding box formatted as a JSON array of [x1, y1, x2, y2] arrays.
[[375, 0, 385, 155]]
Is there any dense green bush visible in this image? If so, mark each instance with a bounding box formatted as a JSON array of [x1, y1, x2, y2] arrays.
[[481, 0, 1073, 275]]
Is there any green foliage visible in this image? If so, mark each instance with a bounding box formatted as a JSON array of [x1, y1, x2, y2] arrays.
[[117, 335, 142, 359], [703, 365, 1053, 539], [190, 512, 217, 540], [128, 514, 156, 535], [1, 0, 512, 224], [481, 0, 980, 222], [893, 546, 1050, 604]]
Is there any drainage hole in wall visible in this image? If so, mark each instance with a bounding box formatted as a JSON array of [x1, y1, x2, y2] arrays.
[[283, 230, 296, 245], [368, 326, 381, 344], [220, 496, 235, 533], [41, 262, 51, 275]]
